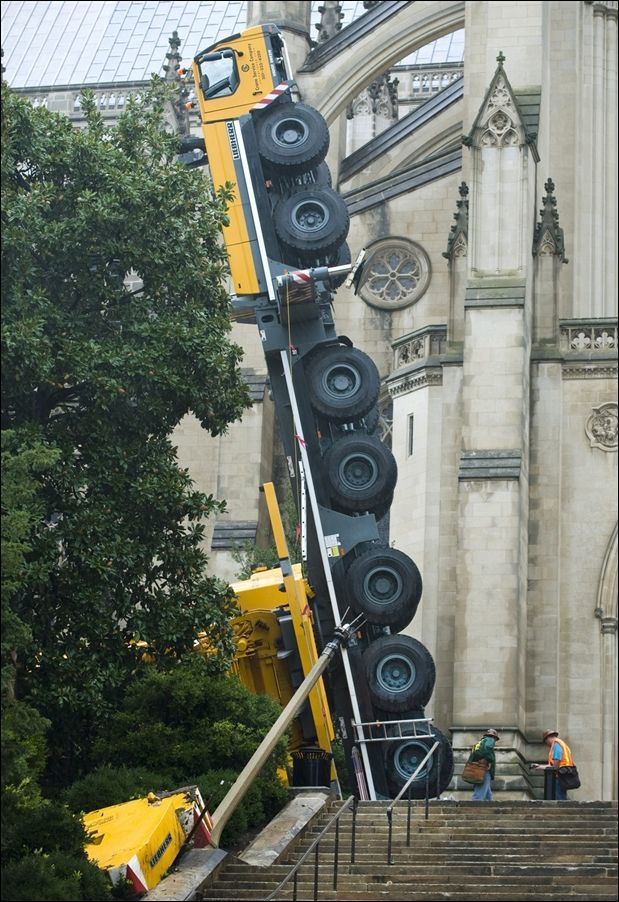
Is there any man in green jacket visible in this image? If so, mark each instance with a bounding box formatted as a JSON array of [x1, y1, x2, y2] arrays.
[[470, 729, 500, 800]]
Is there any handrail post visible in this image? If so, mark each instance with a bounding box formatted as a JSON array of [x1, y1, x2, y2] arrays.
[[436, 746, 441, 799], [333, 817, 339, 890], [406, 784, 412, 847], [314, 841, 319, 902], [387, 807, 393, 865], [293, 870, 298, 902], [351, 796, 357, 865], [425, 767, 430, 820]]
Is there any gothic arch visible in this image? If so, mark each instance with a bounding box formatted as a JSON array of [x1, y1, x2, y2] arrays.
[[595, 522, 618, 800], [296, 0, 465, 123]]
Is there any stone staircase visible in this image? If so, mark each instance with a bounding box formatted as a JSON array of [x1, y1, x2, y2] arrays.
[[200, 800, 618, 901]]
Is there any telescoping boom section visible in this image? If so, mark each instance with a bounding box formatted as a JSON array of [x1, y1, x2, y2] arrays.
[[189, 23, 454, 801]]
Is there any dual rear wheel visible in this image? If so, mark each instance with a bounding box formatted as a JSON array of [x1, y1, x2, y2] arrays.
[[255, 101, 349, 267]]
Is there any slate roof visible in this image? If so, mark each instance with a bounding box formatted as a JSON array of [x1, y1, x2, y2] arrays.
[[1, 0, 464, 90], [241, 368, 267, 403], [211, 519, 257, 549]]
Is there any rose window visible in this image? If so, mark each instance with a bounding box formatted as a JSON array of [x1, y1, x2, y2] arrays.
[[359, 240, 431, 310]]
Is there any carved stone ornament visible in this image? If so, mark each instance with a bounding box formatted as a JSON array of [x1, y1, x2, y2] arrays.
[[351, 73, 399, 120], [533, 178, 568, 261], [359, 239, 431, 310], [585, 402, 618, 451], [463, 52, 527, 150], [443, 181, 469, 260]]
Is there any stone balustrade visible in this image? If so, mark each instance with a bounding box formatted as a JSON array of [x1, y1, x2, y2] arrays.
[[392, 325, 448, 370], [16, 84, 199, 121], [393, 62, 463, 109], [559, 319, 618, 354]]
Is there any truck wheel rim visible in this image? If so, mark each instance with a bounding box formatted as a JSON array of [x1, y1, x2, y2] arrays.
[[394, 741, 431, 780], [376, 654, 416, 693], [292, 200, 330, 233], [363, 565, 402, 604], [321, 363, 361, 400], [338, 452, 378, 490], [272, 117, 309, 148]]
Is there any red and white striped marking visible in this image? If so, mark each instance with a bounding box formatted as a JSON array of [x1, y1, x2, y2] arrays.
[[252, 82, 290, 109], [289, 269, 312, 284]]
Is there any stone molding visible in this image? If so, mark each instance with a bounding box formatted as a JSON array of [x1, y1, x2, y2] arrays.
[[585, 0, 619, 19], [464, 280, 526, 308], [595, 522, 619, 626], [597, 615, 618, 634], [386, 367, 443, 397], [562, 364, 618, 380], [585, 403, 618, 451], [458, 449, 521, 481]]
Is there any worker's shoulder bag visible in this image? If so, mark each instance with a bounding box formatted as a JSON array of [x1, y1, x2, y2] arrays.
[[461, 756, 488, 785], [557, 764, 581, 790]]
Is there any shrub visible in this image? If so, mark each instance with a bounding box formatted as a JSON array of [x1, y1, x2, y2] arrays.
[[1, 850, 110, 901], [64, 765, 173, 814]]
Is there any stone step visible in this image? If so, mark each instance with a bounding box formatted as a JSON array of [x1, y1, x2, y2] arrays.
[[199, 801, 618, 901], [289, 838, 617, 852], [339, 804, 618, 811], [301, 829, 618, 842], [215, 866, 618, 882], [295, 834, 617, 846], [321, 805, 617, 824], [313, 819, 617, 832], [314, 813, 619, 824], [201, 889, 618, 901], [311, 815, 618, 827], [219, 861, 617, 882], [217, 884, 619, 895]]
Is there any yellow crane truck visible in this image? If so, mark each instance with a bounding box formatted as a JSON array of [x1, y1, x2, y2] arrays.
[[181, 23, 453, 804]]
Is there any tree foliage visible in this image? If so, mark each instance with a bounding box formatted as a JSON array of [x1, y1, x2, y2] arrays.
[[64, 658, 289, 846], [1, 75, 251, 787]]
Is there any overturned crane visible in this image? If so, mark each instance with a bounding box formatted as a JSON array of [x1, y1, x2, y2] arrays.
[[182, 23, 453, 802]]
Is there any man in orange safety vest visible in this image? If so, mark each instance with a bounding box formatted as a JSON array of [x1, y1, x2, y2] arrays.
[[531, 729, 575, 800]]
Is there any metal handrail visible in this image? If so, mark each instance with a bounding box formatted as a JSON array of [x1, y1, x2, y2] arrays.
[[385, 740, 440, 864], [266, 795, 357, 901]]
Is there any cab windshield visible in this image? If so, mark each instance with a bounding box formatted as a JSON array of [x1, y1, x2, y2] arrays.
[[198, 49, 239, 100]]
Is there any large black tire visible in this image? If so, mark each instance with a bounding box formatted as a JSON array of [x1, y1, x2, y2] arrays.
[[345, 547, 422, 631], [363, 405, 380, 435], [324, 435, 397, 515], [386, 726, 454, 799], [305, 346, 380, 423], [274, 187, 350, 261], [255, 102, 329, 175], [311, 161, 333, 187], [326, 241, 351, 288], [364, 635, 435, 712]]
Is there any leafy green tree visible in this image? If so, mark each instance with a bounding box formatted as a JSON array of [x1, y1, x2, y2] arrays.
[[1, 77, 251, 784], [1, 427, 109, 900]]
